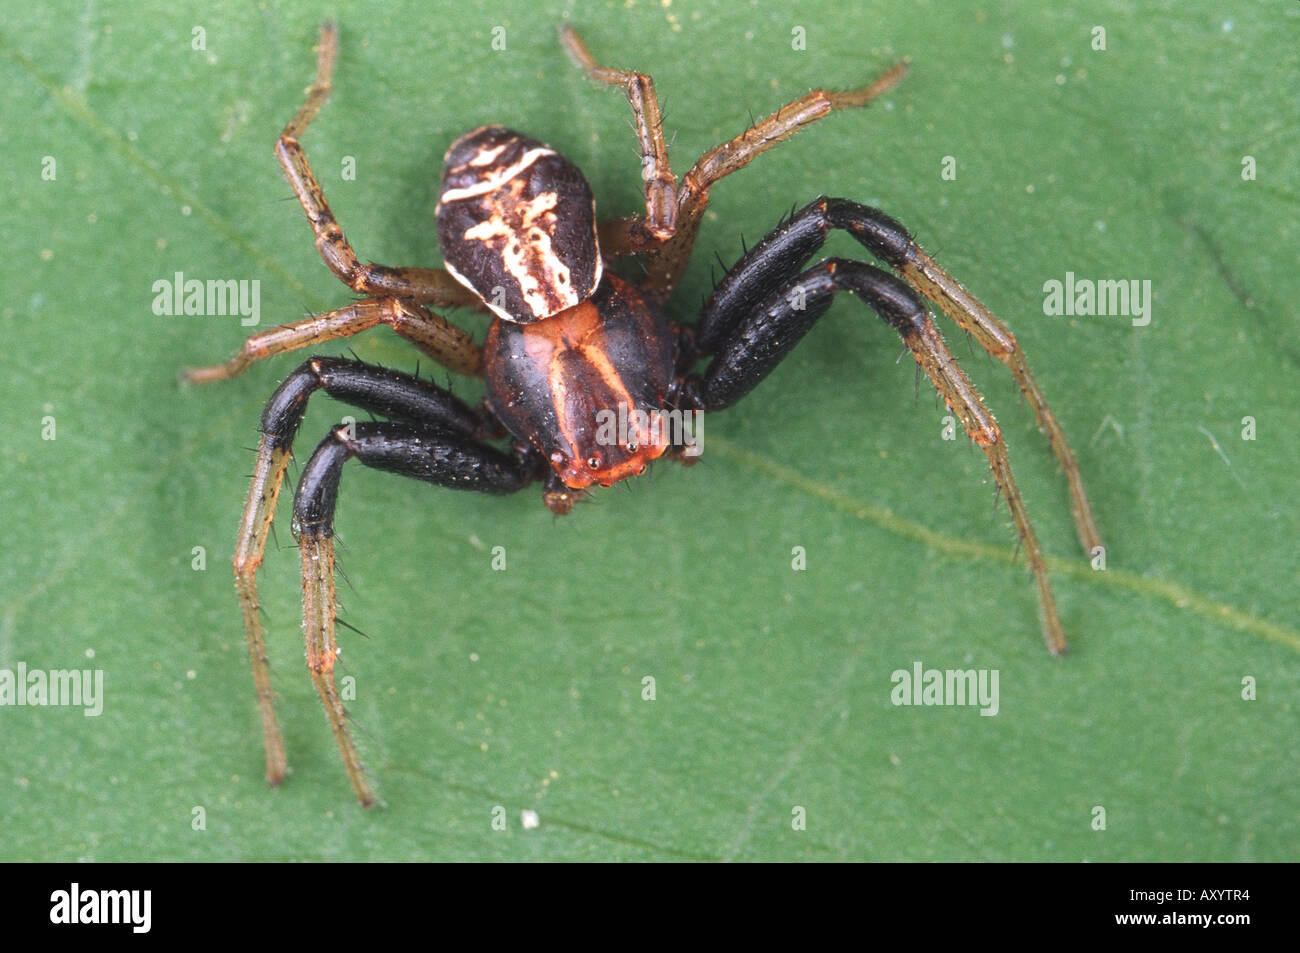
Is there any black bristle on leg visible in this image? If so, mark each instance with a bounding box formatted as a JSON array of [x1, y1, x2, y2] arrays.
[[694, 197, 914, 356], [292, 421, 538, 535], [688, 195, 1102, 563], [289, 419, 539, 806], [682, 258, 927, 412], [675, 245, 1074, 656]]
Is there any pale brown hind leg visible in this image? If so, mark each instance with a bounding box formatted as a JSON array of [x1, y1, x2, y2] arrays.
[[643, 62, 907, 301], [560, 25, 676, 242], [183, 296, 483, 383], [560, 25, 906, 301], [185, 24, 488, 386], [275, 23, 480, 304]]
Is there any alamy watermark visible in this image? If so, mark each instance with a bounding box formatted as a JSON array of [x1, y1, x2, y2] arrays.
[[152, 271, 260, 326], [1042, 272, 1152, 326], [50, 883, 150, 933], [0, 663, 104, 716], [890, 661, 999, 716], [594, 402, 703, 458]]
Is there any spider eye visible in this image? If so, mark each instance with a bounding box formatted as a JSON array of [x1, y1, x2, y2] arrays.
[[586, 455, 601, 470], [626, 441, 639, 453]]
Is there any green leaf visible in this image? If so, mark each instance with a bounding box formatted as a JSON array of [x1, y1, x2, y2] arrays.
[[1, 0, 1295, 861]]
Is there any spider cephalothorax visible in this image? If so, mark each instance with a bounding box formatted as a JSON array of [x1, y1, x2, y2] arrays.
[[187, 24, 1103, 806], [484, 272, 674, 502]]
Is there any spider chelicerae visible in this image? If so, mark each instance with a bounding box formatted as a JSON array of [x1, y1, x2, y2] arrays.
[[187, 23, 1103, 806]]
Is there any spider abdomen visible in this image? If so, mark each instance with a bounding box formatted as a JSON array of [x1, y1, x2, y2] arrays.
[[435, 126, 603, 324], [484, 273, 674, 493]]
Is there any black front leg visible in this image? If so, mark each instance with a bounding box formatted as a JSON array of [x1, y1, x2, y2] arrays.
[[695, 196, 1102, 556], [679, 258, 926, 411], [694, 197, 911, 356], [294, 420, 537, 534], [234, 355, 501, 796], [676, 257, 1071, 657], [290, 420, 540, 806]]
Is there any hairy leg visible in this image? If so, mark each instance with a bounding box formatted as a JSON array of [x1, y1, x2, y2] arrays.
[[678, 257, 1071, 655], [694, 197, 1102, 556], [183, 296, 483, 383], [276, 23, 482, 304], [559, 24, 906, 301], [641, 64, 905, 299], [292, 421, 538, 804], [232, 356, 497, 794]]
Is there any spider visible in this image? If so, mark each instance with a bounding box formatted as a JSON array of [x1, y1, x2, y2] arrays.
[[187, 23, 1103, 806]]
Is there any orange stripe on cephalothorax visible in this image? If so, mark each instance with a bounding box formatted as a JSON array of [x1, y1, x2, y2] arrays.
[[524, 300, 668, 487]]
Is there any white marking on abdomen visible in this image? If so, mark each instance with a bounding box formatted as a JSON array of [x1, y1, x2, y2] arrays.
[[438, 147, 557, 204]]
